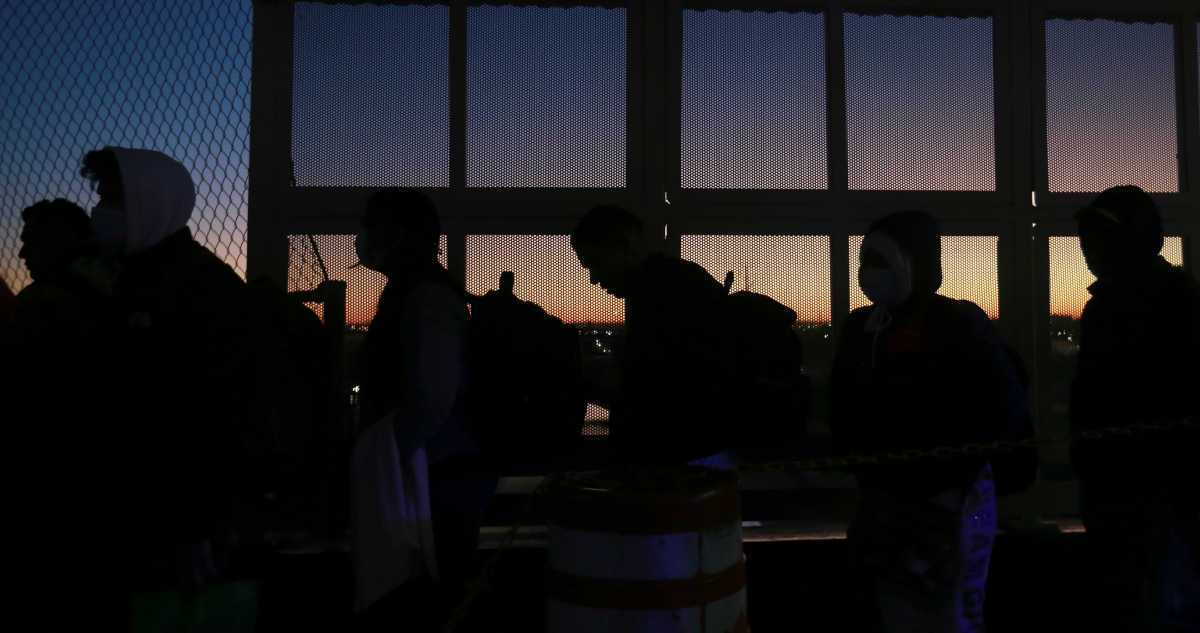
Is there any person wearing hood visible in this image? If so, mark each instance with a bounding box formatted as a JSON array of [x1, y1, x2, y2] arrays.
[[79, 148, 258, 612], [571, 205, 739, 467], [830, 210, 1029, 633], [350, 187, 495, 631], [1070, 186, 1200, 632]]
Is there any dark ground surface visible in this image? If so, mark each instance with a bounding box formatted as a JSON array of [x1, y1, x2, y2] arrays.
[[255, 527, 1111, 632]]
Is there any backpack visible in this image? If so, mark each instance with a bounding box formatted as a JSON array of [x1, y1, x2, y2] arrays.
[[720, 271, 813, 449], [463, 271, 588, 469], [243, 275, 347, 534]]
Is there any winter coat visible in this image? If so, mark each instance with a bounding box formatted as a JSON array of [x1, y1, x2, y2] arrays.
[[610, 253, 738, 465], [830, 211, 1029, 499], [1069, 255, 1200, 488]]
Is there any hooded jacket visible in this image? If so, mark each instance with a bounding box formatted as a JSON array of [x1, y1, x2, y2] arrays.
[[830, 211, 1029, 499], [1069, 193, 1200, 488], [106, 148, 258, 547]]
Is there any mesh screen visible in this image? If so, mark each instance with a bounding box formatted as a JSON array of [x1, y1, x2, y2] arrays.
[[2, 0, 252, 290], [287, 234, 448, 326], [583, 403, 610, 436], [844, 13, 995, 191], [466, 234, 624, 323], [680, 9, 826, 189], [292, 3, 449, 187], [850, 235, 1000, 318], [680, 235, 831, 324], [466, 234, 624, 431], [1045, 18, 1178, 193], [467, 5, 626, 188]]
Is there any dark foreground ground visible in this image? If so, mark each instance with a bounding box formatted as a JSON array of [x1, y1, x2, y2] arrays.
[[255, 525, 1109, 632]]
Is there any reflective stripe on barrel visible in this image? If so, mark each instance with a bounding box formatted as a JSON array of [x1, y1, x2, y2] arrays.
[[546, 468, 749, 633], [547, 555, 746, 610]]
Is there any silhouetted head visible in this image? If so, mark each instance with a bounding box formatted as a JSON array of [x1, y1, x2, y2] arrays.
[[358, 188, 440, 274], [19, 199, 95, 282], [570, 205, 649, 299], [81, 147, 196, 254], [1075, 185, 1163, 280], [859, 210, 943, 308], [81, 150, 124, 207]]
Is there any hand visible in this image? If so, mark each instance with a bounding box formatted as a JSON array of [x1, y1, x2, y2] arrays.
[[176, 538, 220, 596]]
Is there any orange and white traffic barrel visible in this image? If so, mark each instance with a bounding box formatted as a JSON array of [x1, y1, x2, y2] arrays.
[[546, 467, 749, 633]]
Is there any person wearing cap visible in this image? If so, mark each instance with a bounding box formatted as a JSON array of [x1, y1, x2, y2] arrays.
[[830, 210, 1029, 633], [1070, 185, 1200, 631], [78, 148, 259, 615]]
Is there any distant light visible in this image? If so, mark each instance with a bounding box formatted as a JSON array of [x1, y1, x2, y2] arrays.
[[824, 335, 829, 338], [352, 385, 360, 393]]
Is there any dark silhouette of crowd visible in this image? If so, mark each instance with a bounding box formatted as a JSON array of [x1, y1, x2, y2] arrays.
[[5, 147, 1198, 633]]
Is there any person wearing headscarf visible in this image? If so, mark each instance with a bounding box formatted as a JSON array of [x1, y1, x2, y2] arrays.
[[830, 210, 1028, 633], [79, 147, 258, 614], [1070, 186, 1200, 632]]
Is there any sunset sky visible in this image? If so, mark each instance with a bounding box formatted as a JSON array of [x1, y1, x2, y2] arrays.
[[3, 3, 1194, 330]]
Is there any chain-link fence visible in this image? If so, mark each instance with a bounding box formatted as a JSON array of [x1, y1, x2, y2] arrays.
[[1, 0, 252, 291]]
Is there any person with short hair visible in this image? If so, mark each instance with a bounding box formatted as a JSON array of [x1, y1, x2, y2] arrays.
[[1070, 185, 1200, 632], [13, 198, 116, 631], [830, 210, 1028, 633], [571, 204, 738, 467], [350, 187, 495, 631]]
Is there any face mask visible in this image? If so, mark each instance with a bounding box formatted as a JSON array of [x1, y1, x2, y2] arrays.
[[354, 229, 387, 272], [859, 268, 903, 306], [90, 206, 127, 253]]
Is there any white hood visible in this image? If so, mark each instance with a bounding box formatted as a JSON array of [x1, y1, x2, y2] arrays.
[[105, 147, 196, 254]]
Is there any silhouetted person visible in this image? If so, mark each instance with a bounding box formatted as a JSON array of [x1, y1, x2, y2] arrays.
[[350, 188, 495, 631], [571, 205, 738, 467], [830, 211, 1028, 633], [80, 147, 258, 619], [1070, 186, 1200, 632], [12, 199, 116, 630]]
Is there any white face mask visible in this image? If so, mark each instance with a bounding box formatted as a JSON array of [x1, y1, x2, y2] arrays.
[[90, 206, 128, 253], [354, 228, 387, 271], [859, 268, 904, 306]]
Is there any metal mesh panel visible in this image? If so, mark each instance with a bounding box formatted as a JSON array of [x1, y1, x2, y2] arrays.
[[681, 9, 826, 189], [467, 5, 626, 188], [292, 3, 449, 187], [845, 14, 995, 191], [2, 0, 252, 290], [1045, 18, 1178, 193], [466, 234, 624, 433], [287, 234, 448, 325], [850, 235, 1000, 318], [680, 235, 831, 324], [466, 234, 624, 323]]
